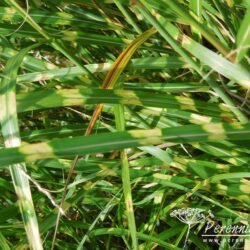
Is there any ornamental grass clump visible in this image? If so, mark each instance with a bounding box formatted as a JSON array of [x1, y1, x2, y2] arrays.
[[0, 0, 249, 249]]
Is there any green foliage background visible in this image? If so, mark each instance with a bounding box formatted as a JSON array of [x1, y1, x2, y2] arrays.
[[0, 0, 249, 249]]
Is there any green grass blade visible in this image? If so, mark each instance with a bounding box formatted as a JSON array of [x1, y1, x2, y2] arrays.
[[0, 44, 43, 249], [17, 56, 187, 84], [182, 35, 250, 89], [114, 104, 138, 249], [137, 1, 249, 123], [3, 0, 98, 83], [0, 37, 57, 72], [113, 0, 142, 34], [150, 0, 231, 57], [236, 6, 250, 62], [16, 88, 233, 118], [0, 122, 249, 167], [0, 233, 11, 250], [189, 0, 202, 41], [0, 7, 121, 30], [90, 228, 182, 250]]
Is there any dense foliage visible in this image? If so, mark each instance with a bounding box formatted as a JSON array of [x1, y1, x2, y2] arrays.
[[0, 0, 249, 249]]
